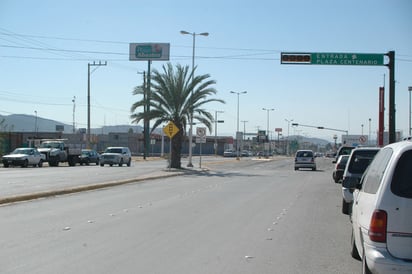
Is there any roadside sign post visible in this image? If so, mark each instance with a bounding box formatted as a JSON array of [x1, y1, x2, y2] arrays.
[[281, 51, 396, 143], [163, 121, 179, 169], [196, 127, 206, 168]]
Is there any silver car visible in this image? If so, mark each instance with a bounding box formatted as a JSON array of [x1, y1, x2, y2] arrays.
[[2, 147, 45, 168]]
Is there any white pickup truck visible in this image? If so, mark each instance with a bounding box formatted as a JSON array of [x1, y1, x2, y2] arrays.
[[37, 139, 81, 166]]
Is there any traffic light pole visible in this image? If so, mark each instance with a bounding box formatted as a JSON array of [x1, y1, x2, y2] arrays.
[[386, 51, 396, 144]]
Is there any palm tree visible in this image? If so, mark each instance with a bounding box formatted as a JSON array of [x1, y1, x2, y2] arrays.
[[130, 63, 225, 169]]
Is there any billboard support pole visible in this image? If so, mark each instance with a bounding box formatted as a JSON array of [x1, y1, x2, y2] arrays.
[[144, 60, 151, 159]]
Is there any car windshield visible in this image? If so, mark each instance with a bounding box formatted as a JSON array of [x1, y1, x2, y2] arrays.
[[339, 147, 354, 156], [339, 155, 349, 164], [39, 142, 60, 149], [12, 148, 31, 154], [105, 148, 122, 154], [81, 151, 91, 156]]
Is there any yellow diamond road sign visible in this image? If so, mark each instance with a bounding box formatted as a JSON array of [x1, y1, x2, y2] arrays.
[[163, 121, 179, 138]]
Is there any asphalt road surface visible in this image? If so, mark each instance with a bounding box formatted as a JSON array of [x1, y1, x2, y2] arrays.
[[0, 157, 362, 273]]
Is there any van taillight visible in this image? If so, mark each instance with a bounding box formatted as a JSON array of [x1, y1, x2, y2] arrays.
[[369, 210, 387, 242]]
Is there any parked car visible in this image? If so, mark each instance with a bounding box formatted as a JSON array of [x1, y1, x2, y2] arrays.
[[2, 147, 45, 168], [241, 150, 252, 157], [350, 140, 412, 274], [294, 150, 316, 171], [100, 147, 131, 167], [223, 149, 235, 157], [79, 149, 100, 165], [332, 155, 350, 183], [341, 147, 380, 215]]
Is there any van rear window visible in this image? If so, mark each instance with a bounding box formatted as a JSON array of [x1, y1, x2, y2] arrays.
[[348, 150, 379, 174], [391, 150, 412, 198], [297, 151, 313, 157]]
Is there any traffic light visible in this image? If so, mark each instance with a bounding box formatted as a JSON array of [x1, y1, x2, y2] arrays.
[[281, 53, 311, 64]]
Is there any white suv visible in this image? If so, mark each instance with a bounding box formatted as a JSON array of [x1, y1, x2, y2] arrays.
[[100, 147, 132, 167], [350, 141, 412, 274]]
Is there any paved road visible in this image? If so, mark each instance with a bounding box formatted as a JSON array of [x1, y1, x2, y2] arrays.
[[0, 157, 361, 273]]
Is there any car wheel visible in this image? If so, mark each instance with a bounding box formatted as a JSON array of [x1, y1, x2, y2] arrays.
[[109, 164, 113, 167], [100, 163, 104, 167], [38, 160, 43, 168], [351, 229, 361, 260], [127, 158, 131, 167], [362, 252, 372, 274], [294, 167, 298, 171], [22, 159, 29, 168], [312, 167, 316, 171], [3, 163, 9, 168], [119, 159, 123, 167]]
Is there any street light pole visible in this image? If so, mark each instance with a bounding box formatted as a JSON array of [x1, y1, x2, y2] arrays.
[[231, 91, 247, 160], [409, 86, 412, 136], [180, 30, 209, 167], [263, 108, 275, 155], [285, 118, 293, 155]]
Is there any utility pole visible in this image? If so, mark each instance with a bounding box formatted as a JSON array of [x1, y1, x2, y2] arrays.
[[214, 110, 224, 155], [386, 51, 395, 143], [87, 61, 107, 149], [72, 96, 76, 133]]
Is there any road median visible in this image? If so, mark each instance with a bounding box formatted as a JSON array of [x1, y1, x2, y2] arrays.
[[0, 169, 184, 205]]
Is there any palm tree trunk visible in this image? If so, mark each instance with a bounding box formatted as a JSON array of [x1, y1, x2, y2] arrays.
[[171, 130, 183, 169]]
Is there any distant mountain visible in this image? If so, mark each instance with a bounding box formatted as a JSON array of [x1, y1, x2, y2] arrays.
[[289, 135, 331, 146], [0, 114, 143, 134]]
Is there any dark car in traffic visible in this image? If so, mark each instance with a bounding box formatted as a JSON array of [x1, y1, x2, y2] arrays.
[[79, 149, 100, 165]]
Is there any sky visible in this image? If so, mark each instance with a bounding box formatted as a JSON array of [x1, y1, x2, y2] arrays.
[[1, 0, 411, 142]]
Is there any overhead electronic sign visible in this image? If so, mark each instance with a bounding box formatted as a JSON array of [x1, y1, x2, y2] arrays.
[[281, 52, 385, 66]]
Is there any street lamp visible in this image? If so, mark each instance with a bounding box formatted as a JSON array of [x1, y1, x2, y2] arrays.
[[285, 118, 293, 155], [231, 91, 247, 159], [262, 108, 275, 155], [368, 118, 372, 145], [408, 86, 412, 136], [180, 30, 209, 167]]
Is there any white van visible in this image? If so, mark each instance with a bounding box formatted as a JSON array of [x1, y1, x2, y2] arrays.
[[350, 141, 412, 274]]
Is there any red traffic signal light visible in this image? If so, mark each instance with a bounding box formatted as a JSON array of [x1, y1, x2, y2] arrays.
[[281, 53, 311, 64]]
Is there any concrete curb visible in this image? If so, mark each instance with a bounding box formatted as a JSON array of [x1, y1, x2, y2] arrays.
[[0, 171, 184, 205]]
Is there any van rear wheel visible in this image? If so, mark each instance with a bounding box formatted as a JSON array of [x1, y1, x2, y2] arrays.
[[350, 229, 361, 260]]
